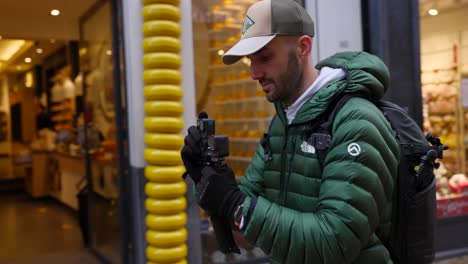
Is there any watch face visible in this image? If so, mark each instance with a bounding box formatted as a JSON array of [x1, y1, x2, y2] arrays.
[[234, 204, 244, 228]]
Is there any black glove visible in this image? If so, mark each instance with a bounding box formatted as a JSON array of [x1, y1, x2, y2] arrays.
[[181, 126, 204, 182], [195, 165, 246, 219]]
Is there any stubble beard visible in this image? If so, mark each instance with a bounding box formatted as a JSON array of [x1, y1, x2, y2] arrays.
[[266, 49, 303, 105]]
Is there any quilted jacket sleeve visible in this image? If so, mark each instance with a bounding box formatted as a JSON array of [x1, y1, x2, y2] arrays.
[[239, 98, 400, 264], [239, 142, 266, 199]]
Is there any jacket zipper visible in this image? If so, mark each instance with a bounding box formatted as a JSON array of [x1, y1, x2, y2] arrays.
[[282, 136, 297, 205], [279, 122, 315, 205], [279, 125, 289, 205]]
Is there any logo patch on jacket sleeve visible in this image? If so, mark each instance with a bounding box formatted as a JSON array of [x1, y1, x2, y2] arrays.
[[301, 141, 316, 154], [347, 143, 361, 156]]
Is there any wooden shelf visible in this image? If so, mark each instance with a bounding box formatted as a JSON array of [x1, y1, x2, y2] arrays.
[[227, 156, 252, 162], [220, 5, 244, 12], [422, 80, 458, 85], [429, 110, 456, 115], [209, 44, 233, 53], [218, 117, 272, 123], [211, 79, 257, 88], [215, 97, 265, 105], [208, 24, 242, 36], [230, 137, 260, 143], [421, 65, 458, 73]]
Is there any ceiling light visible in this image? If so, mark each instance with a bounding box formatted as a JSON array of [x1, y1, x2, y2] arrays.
[[36, 48, 43, 54], [217, 49, 225, 56], [0, 39, 26, 61], [428, 8, 439, 16], [50, 9, 60, 16], [106, 50, 112, 56], [25, 57, 32, 63]]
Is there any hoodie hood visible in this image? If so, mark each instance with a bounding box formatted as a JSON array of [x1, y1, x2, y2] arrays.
[[274, 51, 390, 125], [316, 51, 390, 99]]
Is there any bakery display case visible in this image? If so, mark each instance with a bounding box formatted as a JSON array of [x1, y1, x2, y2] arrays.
[[421, 66, 468, 218], [193, 0, 272, 262], [420, 19, 468, 257], [422, 67, 462, 177], [195, 0, 275, 179], [50, 98, 74, 131]]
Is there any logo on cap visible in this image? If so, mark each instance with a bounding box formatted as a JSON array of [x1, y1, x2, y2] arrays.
[[242, 15, 255, 34]]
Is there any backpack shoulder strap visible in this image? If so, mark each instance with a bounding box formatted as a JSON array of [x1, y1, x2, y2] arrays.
[[260, 115, 277, 162], [315, 93, 360, 166], [318, 94, 356, 133]]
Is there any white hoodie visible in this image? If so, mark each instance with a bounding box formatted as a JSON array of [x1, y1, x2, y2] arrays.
[[285, 66, 346, 124]]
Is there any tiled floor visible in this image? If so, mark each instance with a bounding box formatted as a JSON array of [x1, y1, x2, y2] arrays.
[[1, 190, 467, 264], [2, 250, 100, 264], [0, 191, 101, 264]]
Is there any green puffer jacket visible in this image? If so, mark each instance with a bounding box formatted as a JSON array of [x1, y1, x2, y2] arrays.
[[238, 52, 400, 264]]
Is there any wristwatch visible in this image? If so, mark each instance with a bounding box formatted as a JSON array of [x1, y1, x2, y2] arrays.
[[233, 204, 245, 230]]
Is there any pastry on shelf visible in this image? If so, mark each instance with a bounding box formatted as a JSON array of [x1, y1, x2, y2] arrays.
[[448, 174, 468, 194]]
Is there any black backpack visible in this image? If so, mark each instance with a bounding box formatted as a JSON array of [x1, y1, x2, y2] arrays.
[[262, 93, 447, 263], [312, 94, 447, 264]]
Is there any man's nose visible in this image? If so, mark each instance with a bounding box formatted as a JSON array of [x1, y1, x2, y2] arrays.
[[250, 62, 264, 80]]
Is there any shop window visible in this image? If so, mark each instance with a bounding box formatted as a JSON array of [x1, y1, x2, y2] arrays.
[[420, 3, 468, 218], [192, 0, 271, 262], [193, 0, 275, 178], [79, 1, 121, 262]]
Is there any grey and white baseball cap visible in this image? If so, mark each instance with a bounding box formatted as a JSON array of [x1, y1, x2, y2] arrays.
[[222, 0, 315, 65]]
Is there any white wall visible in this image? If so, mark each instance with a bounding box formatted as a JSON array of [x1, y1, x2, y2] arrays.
[[122, 0, 145, 168], [305, 0, 363, 63], [180, 0, 197, 133]]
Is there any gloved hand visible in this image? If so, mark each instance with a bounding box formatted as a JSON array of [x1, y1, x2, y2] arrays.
[[181, 126, 204, 182], [195, 165, 246, 218]]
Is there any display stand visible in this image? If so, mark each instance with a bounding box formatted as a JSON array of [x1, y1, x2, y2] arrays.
[[49, 152, 86, 210], [26, 151, 51, 198]]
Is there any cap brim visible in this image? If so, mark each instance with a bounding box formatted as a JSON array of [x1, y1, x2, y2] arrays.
[[222, 35, 276, 65]]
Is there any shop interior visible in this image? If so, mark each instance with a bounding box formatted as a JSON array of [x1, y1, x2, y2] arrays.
[[419, 0, 468, 219], [419, 0, 468, 257], [0, 0, 121, 263]]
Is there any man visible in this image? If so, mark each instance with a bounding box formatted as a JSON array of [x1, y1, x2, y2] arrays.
[[182, 0, 400, 263]]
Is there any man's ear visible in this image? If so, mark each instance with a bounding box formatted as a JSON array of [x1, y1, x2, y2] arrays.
[[297, 35, 312, 57]]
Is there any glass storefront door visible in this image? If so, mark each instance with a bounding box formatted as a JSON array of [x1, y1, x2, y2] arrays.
[[79, 1, 126, 262]]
